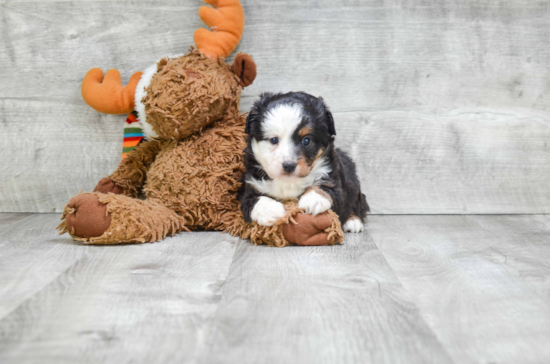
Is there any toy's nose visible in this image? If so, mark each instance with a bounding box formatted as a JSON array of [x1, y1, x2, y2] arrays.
[[282, 162, 297, 174]]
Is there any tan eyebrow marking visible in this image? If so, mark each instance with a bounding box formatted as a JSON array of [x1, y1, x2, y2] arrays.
[[297, 147, 325, 178], [299, 126, 312, 138]]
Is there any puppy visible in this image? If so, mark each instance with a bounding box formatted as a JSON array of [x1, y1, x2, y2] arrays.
[[239, 92, 369, 233]]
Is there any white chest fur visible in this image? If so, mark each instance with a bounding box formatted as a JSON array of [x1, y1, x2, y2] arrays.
[[246, 158, 331, 200]]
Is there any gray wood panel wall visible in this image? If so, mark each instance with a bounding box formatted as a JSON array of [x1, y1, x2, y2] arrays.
[[1, 0, 549, 213]]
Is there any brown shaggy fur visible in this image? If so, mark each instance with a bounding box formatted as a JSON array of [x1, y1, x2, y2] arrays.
[[143, 51, 241, 141], [58, 192, 186, 244], [110, 140, 165, 197], [58, 50, 344, 247]]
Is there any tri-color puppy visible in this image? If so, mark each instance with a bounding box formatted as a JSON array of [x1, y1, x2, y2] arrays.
[[239, 92, 369, 233]]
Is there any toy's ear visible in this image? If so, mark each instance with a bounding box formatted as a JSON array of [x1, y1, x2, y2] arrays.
[[233, 53, 257, 87], [319, 97, 336, 136]]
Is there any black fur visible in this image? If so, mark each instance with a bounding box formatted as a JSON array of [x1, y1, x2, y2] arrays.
[[239, 92, 369, 225]]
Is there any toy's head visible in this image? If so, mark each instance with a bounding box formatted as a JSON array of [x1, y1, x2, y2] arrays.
[[80, 0, 256, 141], [141, 50, 255, 140]]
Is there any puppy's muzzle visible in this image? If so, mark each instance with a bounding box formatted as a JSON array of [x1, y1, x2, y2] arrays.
[[282, 161, 297, 174]]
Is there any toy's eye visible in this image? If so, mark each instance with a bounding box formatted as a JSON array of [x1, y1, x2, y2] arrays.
[[270, 137, 278, 145], [302, 137, 311, 146]]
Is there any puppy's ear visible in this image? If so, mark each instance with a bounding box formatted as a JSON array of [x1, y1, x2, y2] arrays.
[[319, 97, 336, 136], [245, 109, 258, 134], [325, 109, 336, 136], [245, 92, 273, 134]]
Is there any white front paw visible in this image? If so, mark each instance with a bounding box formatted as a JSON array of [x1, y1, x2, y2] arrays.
[[298, 191, 331, 216], [343, 218, 364, 233], [251, 196, 287, 226]]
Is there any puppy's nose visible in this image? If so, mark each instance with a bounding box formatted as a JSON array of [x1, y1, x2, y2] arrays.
[[282, 162, 297, 174]]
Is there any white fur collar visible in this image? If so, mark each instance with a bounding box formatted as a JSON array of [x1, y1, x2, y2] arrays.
[[246, 158, 331, 200]]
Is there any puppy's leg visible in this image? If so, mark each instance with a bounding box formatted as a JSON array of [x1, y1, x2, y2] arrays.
[[298, 187, 332, 216], [343, 215, 364, 233], [240, 182, 287, 227], [250, 196, 287, 226]]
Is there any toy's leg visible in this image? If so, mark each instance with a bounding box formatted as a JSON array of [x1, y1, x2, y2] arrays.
[[57, 193, 186, 244], [224, 203, 344, 247], [282, 212, 342, 246]]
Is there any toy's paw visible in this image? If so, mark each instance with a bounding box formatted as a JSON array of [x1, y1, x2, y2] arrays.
[[343, 217, 364, 233], [251, 196, 287, 226], [64, 194, 111, 238], [298, 190, 331, 216], [94, 177, 124, 195], [282, 212, 333, 246]]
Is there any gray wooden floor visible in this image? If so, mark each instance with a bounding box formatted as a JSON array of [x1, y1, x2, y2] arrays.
[[1, 213, 549, 363]]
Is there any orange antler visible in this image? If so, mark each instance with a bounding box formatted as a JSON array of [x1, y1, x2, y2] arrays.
[[194, 0, 245, 59], [81, 68, 143, 114]]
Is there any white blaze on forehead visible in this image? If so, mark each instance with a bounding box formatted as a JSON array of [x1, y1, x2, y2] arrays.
[[251, 103, 303, 180], [261, 103, 303, 140]]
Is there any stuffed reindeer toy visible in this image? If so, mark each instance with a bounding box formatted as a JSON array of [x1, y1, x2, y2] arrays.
[[58, 0, 344, 247]]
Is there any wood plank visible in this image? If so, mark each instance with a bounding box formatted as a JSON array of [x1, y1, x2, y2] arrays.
[[336, 109, 550, 214], [0, 100, 122, 213], [0, 214, 89, 320], [2, 213, 550, 362], [1, 0, 550, 213], [199, 232, 452, 364], [3, 0, 549, 112], [240, 0, 550, 113], [0, 224, 239, 364], [369, 215, 550, 364], [1, 103, 549, 214], [469, 215, 550, 299]]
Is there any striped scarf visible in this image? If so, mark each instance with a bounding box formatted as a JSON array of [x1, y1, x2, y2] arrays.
[[122, 111, 146, 160]]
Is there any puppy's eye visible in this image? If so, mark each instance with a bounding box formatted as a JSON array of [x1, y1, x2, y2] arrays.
[[270, 137, 278, 145], [302, 137, 311, 146]]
